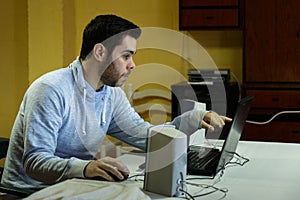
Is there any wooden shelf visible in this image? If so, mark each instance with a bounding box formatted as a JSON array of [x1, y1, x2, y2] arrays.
[[179, 0, 243, 30]]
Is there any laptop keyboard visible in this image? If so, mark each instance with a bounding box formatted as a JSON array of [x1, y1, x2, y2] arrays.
[[187, 146, 220, 175]]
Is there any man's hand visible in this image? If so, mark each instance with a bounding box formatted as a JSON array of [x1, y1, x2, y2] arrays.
[[84, 157, 129, 181], [201, 111, 232, 131]]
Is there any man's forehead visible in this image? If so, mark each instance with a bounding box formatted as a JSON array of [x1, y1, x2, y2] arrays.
[[113, 35, 137, 54]]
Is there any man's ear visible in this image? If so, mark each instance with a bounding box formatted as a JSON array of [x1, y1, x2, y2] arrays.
[[93, 43, 106, 61]]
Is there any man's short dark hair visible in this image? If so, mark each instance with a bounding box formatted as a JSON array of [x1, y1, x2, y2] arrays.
[[79, 14, 141, 60]]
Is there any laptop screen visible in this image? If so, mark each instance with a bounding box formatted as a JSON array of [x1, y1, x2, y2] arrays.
[[216, 95, 254, 172]]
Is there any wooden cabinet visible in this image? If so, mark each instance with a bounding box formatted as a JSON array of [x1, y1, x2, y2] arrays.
[[243, 0, 300, 143], [242, 87, 300, 143], [246, 90, 300, 109], [179, 0, 243, 30], [243, 121, 300, 143], [244, 0, 300, 82]]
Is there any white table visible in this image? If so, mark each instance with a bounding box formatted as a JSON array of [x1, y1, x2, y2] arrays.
[[118, 141, 300, 200], [24, 141, 300, 200]]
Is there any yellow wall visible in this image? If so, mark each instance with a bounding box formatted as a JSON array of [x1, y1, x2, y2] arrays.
[[28, 0, 64, 83], [188, 30, 243, 84], [0, 0, 28, 139], [0, 0, 243, 138]]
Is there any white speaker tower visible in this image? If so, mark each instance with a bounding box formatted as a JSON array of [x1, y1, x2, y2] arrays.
[[143, 125, 187, 197]]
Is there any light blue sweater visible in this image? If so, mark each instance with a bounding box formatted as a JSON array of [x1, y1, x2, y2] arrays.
[[1, 58, 206, 190]]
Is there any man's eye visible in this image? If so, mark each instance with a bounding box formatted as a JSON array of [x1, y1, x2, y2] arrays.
[[123, 54, 131, 60]]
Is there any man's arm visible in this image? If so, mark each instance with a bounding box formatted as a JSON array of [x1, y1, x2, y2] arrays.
[[22, 83, 89, 184], [107, 88, 230, 151]]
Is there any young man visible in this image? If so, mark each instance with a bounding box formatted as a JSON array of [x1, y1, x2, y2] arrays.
[[1, 14, 230, 190]]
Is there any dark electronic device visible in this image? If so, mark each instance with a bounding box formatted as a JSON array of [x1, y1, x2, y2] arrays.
[[92, 170, 129, 182], [187, 69, 231, 83]]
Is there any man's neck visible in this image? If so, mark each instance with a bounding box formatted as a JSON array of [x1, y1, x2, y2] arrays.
[[80, 58, 104, 91]]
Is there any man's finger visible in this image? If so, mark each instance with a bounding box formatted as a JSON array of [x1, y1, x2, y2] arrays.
[[201, 120, 214, 131], [222, 116, 232, 122], [209, 113, 225, 128]]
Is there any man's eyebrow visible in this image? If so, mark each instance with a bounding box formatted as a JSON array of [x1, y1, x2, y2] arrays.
[[122, 50, 136, 55]]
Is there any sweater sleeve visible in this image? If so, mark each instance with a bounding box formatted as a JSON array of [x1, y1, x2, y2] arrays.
[[22, 82, 88, 184], [171, 109, 208, 135], [107, 88, 151, 151], [107, 88, 207, 151]]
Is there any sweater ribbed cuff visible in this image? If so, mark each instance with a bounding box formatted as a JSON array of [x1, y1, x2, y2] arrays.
[[68, 158, 91, 178]]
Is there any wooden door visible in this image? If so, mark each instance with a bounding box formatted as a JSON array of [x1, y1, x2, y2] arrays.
[[275, 0, 300, 82], [244, 0, 276, 82], [244, 0, 300, 82]]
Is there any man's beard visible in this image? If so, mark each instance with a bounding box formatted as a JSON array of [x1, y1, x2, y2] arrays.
[[100, 63, 127, 87]]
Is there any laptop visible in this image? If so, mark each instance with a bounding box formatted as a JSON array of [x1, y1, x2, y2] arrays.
[[186, 95, 254, 176]]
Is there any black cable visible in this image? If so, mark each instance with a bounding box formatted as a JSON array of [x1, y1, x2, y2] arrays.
[[234, 152, 250, 162], [130, 152, 249, 199], [182, 152, 249, 200], [193, 187, 228, 199], [184, 181, 228, 199], [128, 173, 144, 182], [182, 168, 227, 199], [178, 188, 195, 200], [225, 152, 250, 167], [186, 176, 214, 181]]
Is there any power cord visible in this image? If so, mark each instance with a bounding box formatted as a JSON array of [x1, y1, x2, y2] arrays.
[[225, 152, 250, 168], [180, 169, 228, 199], [177, 172, 188, 198], [188, 183, 228, 199], [202, 111, 300, 151], [128, 173, 144, 182], [229, 72, 300, 125], [180, 152, 249, 199], [246, 110, 300, 125], [179, 180, 228, 200]]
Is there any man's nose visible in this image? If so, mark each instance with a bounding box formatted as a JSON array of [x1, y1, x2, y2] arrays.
[[127, 58, 136, 70]]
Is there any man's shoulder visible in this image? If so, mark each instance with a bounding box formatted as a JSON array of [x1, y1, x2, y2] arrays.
[[41, 67, 72, 82], [30, 68, 74, 93]]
